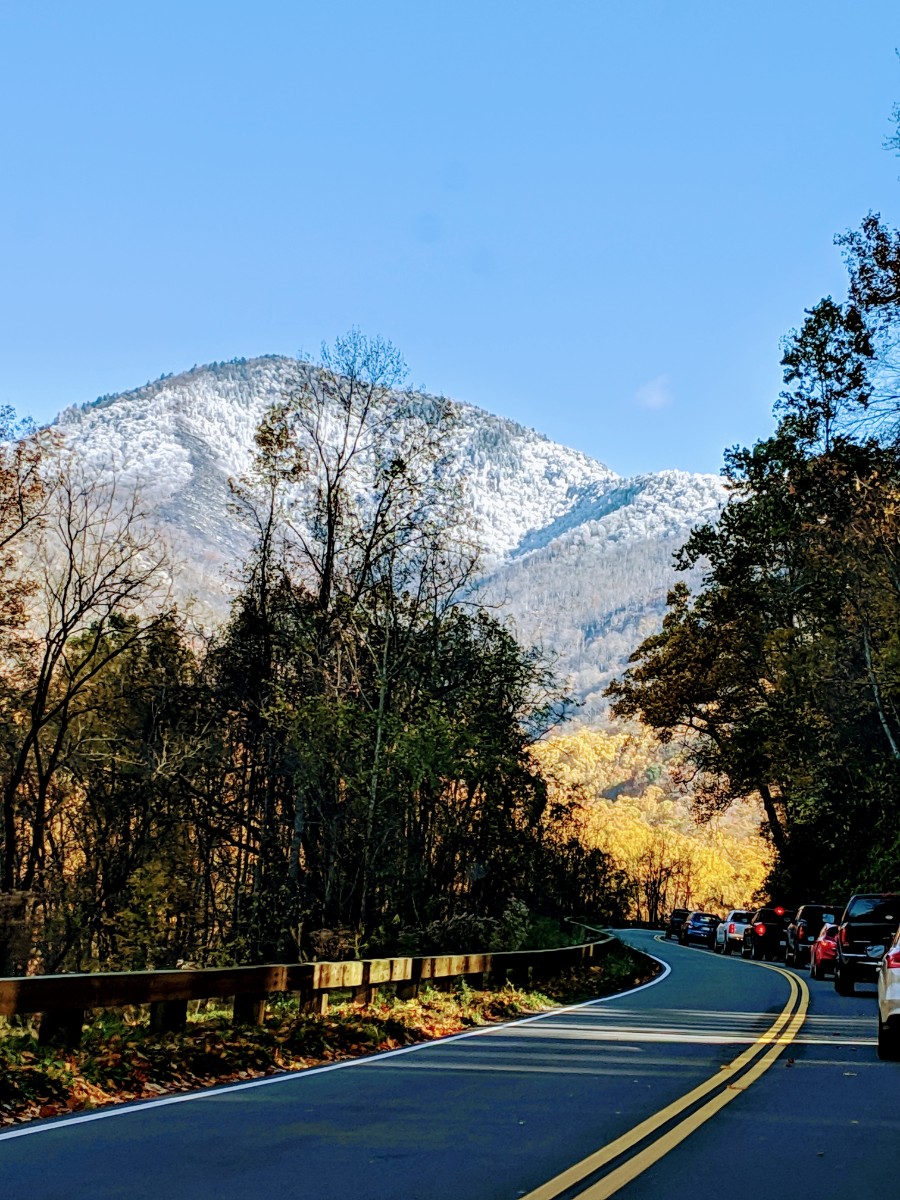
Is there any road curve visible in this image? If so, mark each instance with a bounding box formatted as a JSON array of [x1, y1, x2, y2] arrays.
[[1, 930, 897, 1199]]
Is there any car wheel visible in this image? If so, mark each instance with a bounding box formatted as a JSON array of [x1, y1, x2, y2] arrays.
[[741, 941, 751, 958], [751, 942, 763, 960], [810, 956, 819, 981], [834, 964, 855, 996], [785, 946, 795, 966], [723, 940, 732, 956], [877, 1014, 900, 1061]]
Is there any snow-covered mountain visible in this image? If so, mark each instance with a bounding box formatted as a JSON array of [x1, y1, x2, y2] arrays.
[[480, 470, 725, 720], [55, 356, 727, 721]]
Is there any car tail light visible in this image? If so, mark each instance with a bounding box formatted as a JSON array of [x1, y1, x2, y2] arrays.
[[728, 922, 735, 934], [755, 923, 766, 936], [885, 949, 900, 970], [774, 906, 785, 916], [798, 927, 805, 940], [841, 926, 851, 946]]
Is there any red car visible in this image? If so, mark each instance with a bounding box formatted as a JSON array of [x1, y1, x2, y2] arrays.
[[809, 923, 839, 980]]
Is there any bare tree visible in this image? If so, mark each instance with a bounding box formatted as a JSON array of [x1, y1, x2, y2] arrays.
[[274, 333, 480, 928], [0, 454, 173, 969], [225, 331, 484, 943]]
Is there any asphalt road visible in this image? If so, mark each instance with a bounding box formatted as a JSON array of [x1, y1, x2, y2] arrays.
[[1, 930, 897, 1199]]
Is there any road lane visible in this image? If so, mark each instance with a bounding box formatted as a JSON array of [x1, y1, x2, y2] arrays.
[[613, 932, 900, 1200], [519, 942, 806, 1199], [1, 932, 803, 1200]]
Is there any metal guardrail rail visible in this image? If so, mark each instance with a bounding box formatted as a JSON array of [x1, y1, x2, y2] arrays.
[[0, 934, 616, 1048]]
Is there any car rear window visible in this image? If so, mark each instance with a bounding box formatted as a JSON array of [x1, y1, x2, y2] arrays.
[[846, 896, 900, 921], [730, 912, 750, 922], [801, 906, 840, 924], [693, 915, 717, 925]]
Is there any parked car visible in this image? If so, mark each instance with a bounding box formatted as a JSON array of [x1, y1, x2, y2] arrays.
[[808, 923, 839, 980], [741, 907, 791, 961], [876, 924, 900, 1060], [714, 909, 752, 956], [680, 911, 721, 949], [785, 902, 843, 967], [665, 908, 690, 940], [835, 894, 900, 996]]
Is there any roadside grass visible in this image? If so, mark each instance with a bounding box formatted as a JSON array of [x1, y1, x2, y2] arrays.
[[0, 942, 659, 1128]]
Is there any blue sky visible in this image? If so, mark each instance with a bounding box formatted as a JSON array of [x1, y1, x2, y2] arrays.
[[2, 2, 900, 475]]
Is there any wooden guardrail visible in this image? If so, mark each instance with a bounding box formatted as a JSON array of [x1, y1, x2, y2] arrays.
[[0, 935, 615, 1048]]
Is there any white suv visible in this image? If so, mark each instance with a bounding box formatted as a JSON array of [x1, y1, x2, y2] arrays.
[[714, 909, 752, 956]]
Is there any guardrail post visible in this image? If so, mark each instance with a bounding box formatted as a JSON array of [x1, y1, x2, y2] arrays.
[[491, 953, 530, 988], [307, 991, 329, 1015], [463, 953, 489, 989], [38, 1007, 85, 1049], [149, 999, 188, 1034], [232, 994, 268, 1026], [350, 961, 376, 1008], [395, 958, 422, 1000], [488, 958, 508, 986]]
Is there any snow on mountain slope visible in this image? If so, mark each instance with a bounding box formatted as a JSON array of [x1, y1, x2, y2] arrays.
[[57, 356, 617, 565], [54, 356, 727, 719], [480, 470, 727, 722]]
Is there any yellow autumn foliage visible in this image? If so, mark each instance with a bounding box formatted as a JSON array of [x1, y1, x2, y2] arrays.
[[531, 726, 771, 919]]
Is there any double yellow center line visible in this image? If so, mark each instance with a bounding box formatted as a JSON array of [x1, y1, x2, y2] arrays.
[[522, 963, 809, 1200]]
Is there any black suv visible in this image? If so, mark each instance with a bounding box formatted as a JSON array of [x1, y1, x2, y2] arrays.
[[665, 908, 689, 940], [741, 907, 791, 961], [834, 893, 900, 996], [785, 902, 843, 967]]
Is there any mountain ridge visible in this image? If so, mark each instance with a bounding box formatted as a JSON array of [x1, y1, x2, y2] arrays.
[[53, 355, 727, 720]]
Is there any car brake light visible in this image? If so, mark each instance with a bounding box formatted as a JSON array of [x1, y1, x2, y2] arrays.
[[755, 923, 766, 936], [728, 922, 735, 934], [885, 949, 900, 969], [774, 906, 785, 916], [798, 928, 805, 940]]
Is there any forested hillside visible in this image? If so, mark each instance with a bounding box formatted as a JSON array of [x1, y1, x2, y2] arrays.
[[0, 333, 636, 977], [52, 353, 725, 718], [531, 728, 770, 921], [12, 192, 900, 971], [483, 472, 724, 720], [610, 206, 900, 901]]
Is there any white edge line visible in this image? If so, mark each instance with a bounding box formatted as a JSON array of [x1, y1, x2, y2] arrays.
[[0, 939, 672, 1144]]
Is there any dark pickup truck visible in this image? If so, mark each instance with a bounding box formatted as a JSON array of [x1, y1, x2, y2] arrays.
[[834, 893, 900, 996], [665, 908, 690, 940]]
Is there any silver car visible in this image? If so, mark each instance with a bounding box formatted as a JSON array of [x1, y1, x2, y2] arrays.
[[876, 924, 900, 1060], [714, 909, 751, 956]]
